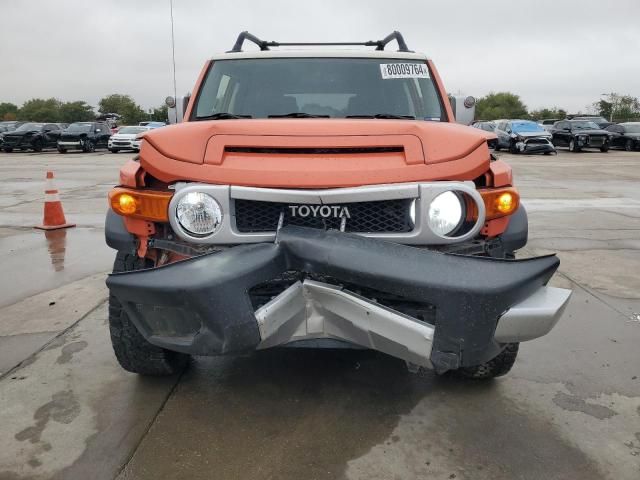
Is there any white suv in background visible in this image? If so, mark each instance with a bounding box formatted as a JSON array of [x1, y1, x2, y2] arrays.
[[108, 125, 151, 153]]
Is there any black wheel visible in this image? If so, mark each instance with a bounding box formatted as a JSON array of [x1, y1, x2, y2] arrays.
[[509, 141, 518, 154], [3, 147, 13, 153], [109, 252, 189, 375], [625, 139, 633, 152], [569, 139, 580, 152], [494, 142, 500, 151], [600, 145, 609, 153], [544, 151, 552, 155], [32, 139, 43, 152], [83, 140, 95, 153], [453, 343, 519, 379], [109, 148, 119, 153], [57, 146, 67, 154]]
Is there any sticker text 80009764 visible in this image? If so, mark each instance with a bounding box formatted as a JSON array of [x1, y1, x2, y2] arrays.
[[380, 63, 429, 79]]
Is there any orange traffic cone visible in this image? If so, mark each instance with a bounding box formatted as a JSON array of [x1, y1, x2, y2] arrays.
[[34, 171, 76, 230]]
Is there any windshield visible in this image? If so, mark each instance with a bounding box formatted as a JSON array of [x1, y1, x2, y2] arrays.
[[572, 121, 600, 130], [65, 123, 93, 133], [576, 117, 607, 124], [118, 126, 147, 135], [194, 58, 444, 121], [623, 124, 640, 133], [511, 121, 544, 133], [15, 123, 44, 131]]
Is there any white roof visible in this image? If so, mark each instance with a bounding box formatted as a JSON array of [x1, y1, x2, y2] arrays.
[[211, 49, 429, 61]]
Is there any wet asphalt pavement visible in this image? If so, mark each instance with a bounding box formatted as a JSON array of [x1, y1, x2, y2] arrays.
[[0, 148, 639, 480]]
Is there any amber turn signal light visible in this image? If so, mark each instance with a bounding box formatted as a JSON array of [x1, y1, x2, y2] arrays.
[[109, 187, 172, 222], [479, 187, 520, 220]]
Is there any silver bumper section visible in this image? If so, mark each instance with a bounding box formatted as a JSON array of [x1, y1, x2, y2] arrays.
[[256, 280, 571, 369], [256, 280, 436, 368], [494, 286, 571, 342]]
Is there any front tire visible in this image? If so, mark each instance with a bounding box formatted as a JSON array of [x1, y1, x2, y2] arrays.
[[3, 148, 13, 153], [454, 343, 519, 379], [109, 252, 190, 376], [83, 140, 95, 153], [109, 148, 119, 153], [32, 139, 43, 152], [600, 145, 609, 153], [569, 139, 580, 152], [57, 146, 67, 154], [625, 139, 633, 151]]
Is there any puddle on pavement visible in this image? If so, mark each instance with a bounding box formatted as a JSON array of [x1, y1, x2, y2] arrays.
[[0, 228, 113, 307]]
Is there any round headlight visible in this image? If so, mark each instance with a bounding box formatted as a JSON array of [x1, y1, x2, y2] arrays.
[[428, 191, 464, 237], [176, 192, 222, 236]]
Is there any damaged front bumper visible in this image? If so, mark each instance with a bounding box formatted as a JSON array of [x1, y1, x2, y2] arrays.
[[515, 137, 556, 154], [106, 226, 571, 372]]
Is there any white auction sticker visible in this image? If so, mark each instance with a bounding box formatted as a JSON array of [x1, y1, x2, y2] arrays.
[[380, 63, 429, 79]]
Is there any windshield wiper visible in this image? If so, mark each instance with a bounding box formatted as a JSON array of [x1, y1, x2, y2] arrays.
[[268, 112, 330, 118], [346, 114, 416, 120], [196, 113, 252, 120]]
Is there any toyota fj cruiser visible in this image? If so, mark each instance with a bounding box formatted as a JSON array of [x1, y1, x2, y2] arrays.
[[105, 32, 571, 379]]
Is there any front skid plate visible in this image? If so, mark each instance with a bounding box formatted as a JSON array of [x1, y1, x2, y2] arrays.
[[256, 280, 435, 367]]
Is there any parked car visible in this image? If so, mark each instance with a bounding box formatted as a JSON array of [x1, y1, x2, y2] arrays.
[[1, 122, 64, 152], [605, 123, 640, 151], [550, 120, 610, 152], [538, 119, 559, 132], [139, 121, 167, 128], [104, 31, 571, 380], [568, 115, 613, 129], [471, 121, 497, 148], [494, 119, 555, 154], [57, 122, 111, 153], [108, 125, 151, 153], [471, 121, 495, 132], [0, 121, 25, 133]]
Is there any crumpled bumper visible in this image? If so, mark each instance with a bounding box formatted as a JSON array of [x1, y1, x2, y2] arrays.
[[107, 226, 570, 372], [516, 139, 556, 154]]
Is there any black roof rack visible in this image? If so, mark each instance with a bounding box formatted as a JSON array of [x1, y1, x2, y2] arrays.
[[229, 31, 412, 53]]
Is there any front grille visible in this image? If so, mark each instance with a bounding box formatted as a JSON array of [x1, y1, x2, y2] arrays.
[[525, 138, 548, 145], [3, 136, 21, 146], [249, 271, 436, 323], [234, 198, 414, 233]]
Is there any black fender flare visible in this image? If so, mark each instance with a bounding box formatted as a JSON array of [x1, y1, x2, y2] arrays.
[[105, 209, 136, 254], [501, 204, 528, 253]]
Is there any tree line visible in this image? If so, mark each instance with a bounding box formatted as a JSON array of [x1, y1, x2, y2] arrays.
[[475, 92, 640, 122], [0, 94, 168, 125]]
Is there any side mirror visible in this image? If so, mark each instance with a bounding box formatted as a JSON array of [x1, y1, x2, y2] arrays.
[[448, 94, 475, 126], [167, 94, 191, 124], [506, 129, 512, 134]]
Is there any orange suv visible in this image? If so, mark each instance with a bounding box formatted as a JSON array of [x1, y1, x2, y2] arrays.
[[105, 32, 571, 379]]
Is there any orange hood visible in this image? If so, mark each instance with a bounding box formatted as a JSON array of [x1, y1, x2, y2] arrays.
[[139, 119, 492, 188]]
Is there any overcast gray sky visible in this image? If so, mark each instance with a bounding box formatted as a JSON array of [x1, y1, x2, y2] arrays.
[[2, 0, 639, 113]]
